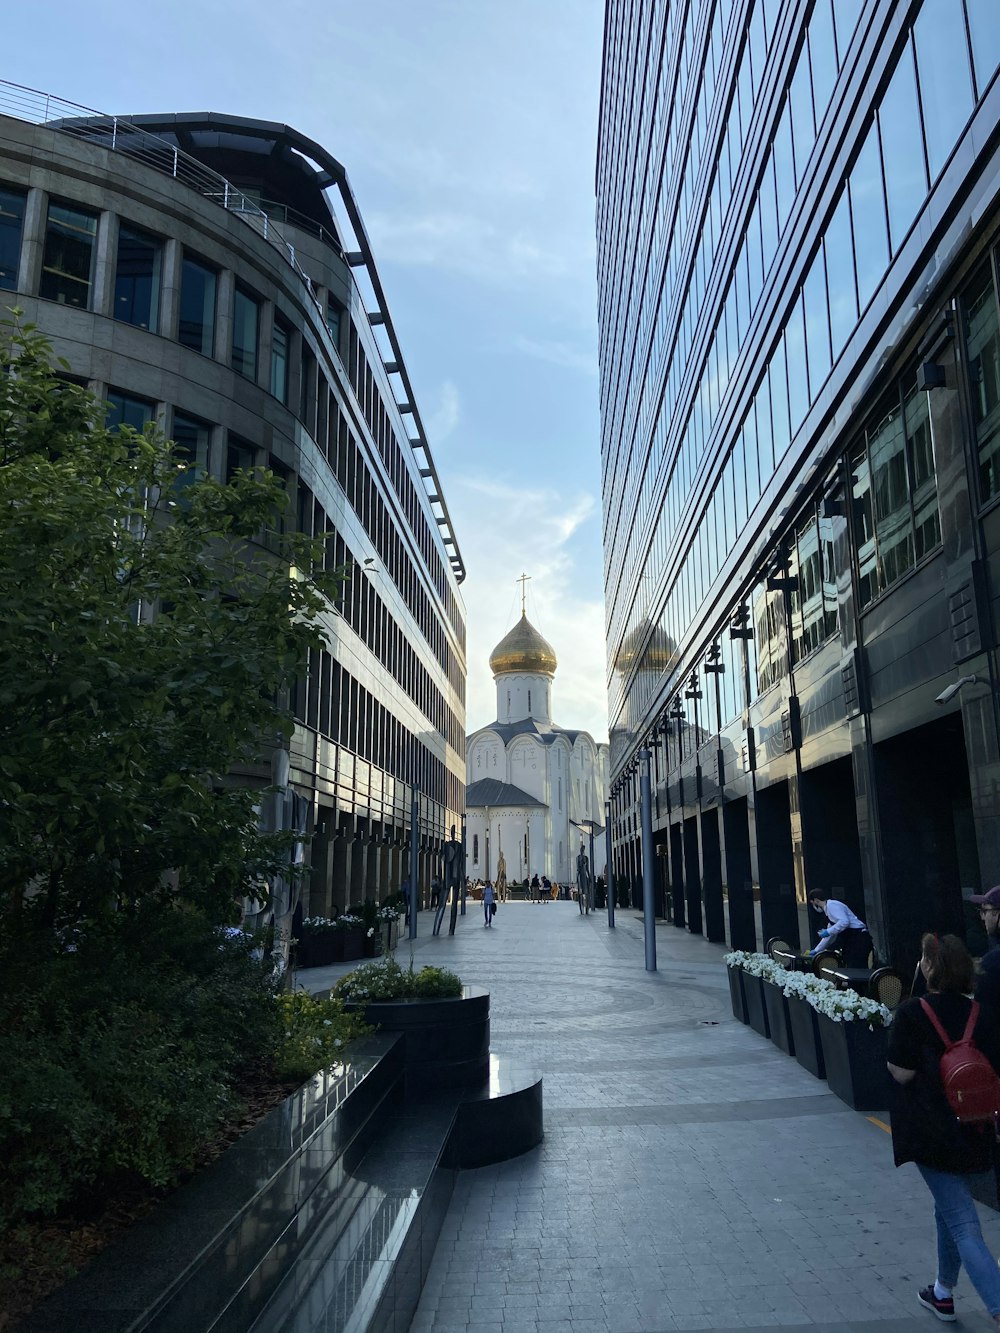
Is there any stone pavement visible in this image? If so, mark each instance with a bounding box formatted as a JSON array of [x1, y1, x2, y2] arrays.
[[297, 902, 1000, 1332]]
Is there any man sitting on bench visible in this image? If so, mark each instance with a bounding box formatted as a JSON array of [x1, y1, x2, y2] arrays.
[[806, 890, 872, 967]]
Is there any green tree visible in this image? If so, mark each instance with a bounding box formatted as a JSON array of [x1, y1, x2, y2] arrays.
[[0, 315, 342, 942]]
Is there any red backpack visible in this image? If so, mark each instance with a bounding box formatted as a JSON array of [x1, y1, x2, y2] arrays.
[[920, 998, 1000, 1124]]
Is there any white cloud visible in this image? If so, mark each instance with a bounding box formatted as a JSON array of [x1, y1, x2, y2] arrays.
[[426, 379, 461, 443], [513, 336, 598, 377], [452, 476, 608, 743]]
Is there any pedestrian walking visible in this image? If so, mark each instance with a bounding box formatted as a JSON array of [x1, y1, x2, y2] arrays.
[[806, 889, 873, 966], [971, 885, 1000, 1010], [482, 880, 496, 927], [887, 933, 1000, 1324]]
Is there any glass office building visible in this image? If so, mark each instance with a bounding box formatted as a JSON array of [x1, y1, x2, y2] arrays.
[[0, 91, 467, 915], [598, 0, 1000, 966]]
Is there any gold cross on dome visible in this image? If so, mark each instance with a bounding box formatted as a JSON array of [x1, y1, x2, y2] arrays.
[[517, 572, 531, 614]]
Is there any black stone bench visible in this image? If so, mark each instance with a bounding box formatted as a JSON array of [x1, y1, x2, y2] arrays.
[[22, 997, 542, 1333]]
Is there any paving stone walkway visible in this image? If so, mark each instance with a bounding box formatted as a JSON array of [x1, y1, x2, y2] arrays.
[[298, 902, 1000, 1332]]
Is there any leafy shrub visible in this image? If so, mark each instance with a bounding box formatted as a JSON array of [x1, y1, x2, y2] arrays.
[[333, 955, 462, 1003], [0, 906, 283, 1226], [273, 991, 372, 1081]]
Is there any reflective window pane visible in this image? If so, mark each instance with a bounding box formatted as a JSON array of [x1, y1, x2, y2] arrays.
[[809, 1, 838, 128], [851, 445, 881, 607], [849, 123, 889, 309], [0, 186, 25, 291], [785, 293, 809, 432], [913, 0, 975, 179], [40, 202, 96, 308], [171, 412, 211, 495], [803, 244, 832, 396], [789, 46, 815, 183], [961, 260, 1000, 502], [869, 395, 914, 586], [833, 0, 863, 65], [769, 337, 791, 463], [271, 318, 289, 404], [232, 287, 259, 381], [106, 391, 153, 433], [759, 156, 779, 269], [966, 0, 1000, 96], [903, 379, 941, 559], [825, 189, 858, 357], [878, 42, 928, 252], [773, 100, 796, 231], [114, 225, 161, 331], [179, 255, 217, 356]]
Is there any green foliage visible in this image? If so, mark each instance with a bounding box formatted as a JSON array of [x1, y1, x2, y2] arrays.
[[0, 908, 283, 1226], [273, 991, 372, 1081], [0, 315, 345, 938], [333, 955, 463, 1003]]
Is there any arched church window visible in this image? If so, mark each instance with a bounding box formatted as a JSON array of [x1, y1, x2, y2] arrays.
[[528, 689, 531, 711], [558, 777, 562, 809], [507, 690, 511, 718], [473, 834, 479, 862]]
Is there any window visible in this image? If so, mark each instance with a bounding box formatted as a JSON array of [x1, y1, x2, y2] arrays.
[[869, 396, 913, 587], [878, 41, 927, 253], [851, 446, 881, 607], [913, 0, 974, 180], [114, 225, 161, 330], [326, 300, 341, 347], [803, 244, 832, 397], [849, 124, 889, 310], [967, 0, 1000, 96], [903, 379, 941, 559], [231, 286, 259, 380], [824, 189, 857, 357], [0, 187, 25, 291], [271, 317, 289, 403], [961, 261, 1000, 502], [473, 834, 479, 863], [178, 255, 216, 356], [226, 434, 255, 483], [106, 391, 154, 433], [40, 202, 97, 308], [171, 412, 211, 493]]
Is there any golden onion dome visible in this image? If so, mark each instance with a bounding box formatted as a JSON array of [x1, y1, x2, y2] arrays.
[[489, 613, 558, 677]]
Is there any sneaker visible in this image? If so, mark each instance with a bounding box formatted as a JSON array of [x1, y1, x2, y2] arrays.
[[917, 1286, 956, 1321]]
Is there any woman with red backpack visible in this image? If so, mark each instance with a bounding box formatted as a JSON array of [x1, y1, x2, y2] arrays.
[[888, 933, 1000, 1324]]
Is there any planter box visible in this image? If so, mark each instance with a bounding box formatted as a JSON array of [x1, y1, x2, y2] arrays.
[[363, 930, 383, 957], [297, 932, 340, 968], [339, 928, 365, 961], [347, 985, 490, 1096], [727, 964, 748, 1023], [381, 920, 399, 953], [761, 978, 794, 1056], [817, 1014, 889, 1111], [743, 973, 771, 1039], [787, 995, 826, 1079]]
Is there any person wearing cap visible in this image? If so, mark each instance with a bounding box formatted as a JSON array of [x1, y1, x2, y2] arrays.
[[970, 885, 1000, 1012], [806, 890, 873, 967]]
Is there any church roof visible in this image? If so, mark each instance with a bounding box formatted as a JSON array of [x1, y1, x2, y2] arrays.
[[467, 718, 594, 747], [466, 778, 547, 809], [489, 613, 557, 677]]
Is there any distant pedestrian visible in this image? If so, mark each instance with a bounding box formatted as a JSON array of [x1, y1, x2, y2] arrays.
[[531, 873, 540, 903], [483, 880, 496, 927], [971, 885, 1000, 1011], [888, 933, 1000, 1324], [430, 875, 442, 909]]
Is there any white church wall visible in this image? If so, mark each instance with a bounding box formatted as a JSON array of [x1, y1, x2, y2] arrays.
[[468, 732, 504, 785], [508, 739, 543, 801], [496, 672, 551, 724]]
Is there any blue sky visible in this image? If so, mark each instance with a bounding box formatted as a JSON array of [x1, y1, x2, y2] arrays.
[[5, 0, 608, 738]]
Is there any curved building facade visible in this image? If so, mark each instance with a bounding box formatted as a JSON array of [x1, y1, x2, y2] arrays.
[[0, 87, 466, 913], [598, 2, 1000, 966]]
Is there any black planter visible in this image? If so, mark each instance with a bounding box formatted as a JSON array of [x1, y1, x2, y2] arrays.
[[816, 1014, 889, 1111], [347, 985, 490, 1096], [297, 933, 339, 968], [761, 978, 794, 1056], [727, 964, 748, 1023], [786, 995, 826, 1079], [743, 974, 771, 1039], [340, 928, 365, 961]]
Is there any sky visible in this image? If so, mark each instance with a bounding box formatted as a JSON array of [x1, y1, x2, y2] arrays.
[[4, 0, 609, 741]]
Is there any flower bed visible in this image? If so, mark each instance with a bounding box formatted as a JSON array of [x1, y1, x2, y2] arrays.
[[723, 951, 892, 1104]]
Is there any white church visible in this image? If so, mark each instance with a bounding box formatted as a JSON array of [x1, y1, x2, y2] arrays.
[[465, 608, 610, 887]]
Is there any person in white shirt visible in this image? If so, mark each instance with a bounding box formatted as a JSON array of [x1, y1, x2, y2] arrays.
[[807, 890, 873, 966]]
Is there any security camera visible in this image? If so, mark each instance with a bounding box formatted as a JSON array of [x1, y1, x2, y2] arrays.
[[935, 674, 978, 705]]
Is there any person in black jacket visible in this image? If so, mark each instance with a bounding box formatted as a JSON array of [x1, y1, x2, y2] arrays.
[[971, 885, 1000, 1012], [888, 933, 1000, 1324]]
